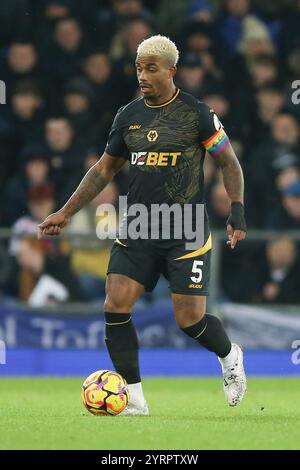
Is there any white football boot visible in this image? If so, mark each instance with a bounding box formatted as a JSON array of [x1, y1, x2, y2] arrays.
[[120, 382, 150, 416], [121, 400, 149, 416], [218, 343, 247, 407]]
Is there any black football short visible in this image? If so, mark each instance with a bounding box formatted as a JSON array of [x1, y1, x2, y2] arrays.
[[107, 222, 211, 296]]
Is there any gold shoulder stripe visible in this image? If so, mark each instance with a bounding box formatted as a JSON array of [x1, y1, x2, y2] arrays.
[[115, 238, 127, 247], [174, 233, 212, 260]]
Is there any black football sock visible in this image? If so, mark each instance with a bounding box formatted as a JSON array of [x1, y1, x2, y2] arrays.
[[180, 313, 231, 358], [104, 312, 141, 384]]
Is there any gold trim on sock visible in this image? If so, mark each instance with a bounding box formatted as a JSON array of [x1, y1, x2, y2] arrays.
[[194, 322, 208, 338], [105, 317, 132, 326]]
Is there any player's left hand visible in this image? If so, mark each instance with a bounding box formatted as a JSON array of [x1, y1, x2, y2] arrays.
[[226, 201, 247, 249]]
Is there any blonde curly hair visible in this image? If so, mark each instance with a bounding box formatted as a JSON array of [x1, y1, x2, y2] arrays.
[[136, 35, 179, 66]]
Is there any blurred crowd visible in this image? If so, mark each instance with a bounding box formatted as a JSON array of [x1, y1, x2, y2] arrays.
[[0, 0, 300, 305]]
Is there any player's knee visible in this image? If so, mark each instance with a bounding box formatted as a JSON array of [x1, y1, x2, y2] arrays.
[[172, 294, 206, 328], [175, 310, 205, 328], [103, 293, 132, 313]]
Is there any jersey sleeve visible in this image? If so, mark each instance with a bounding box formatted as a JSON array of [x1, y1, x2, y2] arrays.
[[198, 103, 230, 157], [105, 108, 130, 159]]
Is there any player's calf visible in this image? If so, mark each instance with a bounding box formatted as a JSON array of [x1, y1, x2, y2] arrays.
[[180, 313, 232, 358]]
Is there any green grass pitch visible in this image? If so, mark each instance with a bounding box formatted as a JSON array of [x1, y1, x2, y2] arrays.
[[1, 377, 299, 450]]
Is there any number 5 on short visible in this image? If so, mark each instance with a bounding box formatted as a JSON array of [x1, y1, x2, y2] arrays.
[[190, 260, 203, 283]]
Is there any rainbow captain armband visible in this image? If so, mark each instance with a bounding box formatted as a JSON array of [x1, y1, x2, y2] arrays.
[[201, 128, 230, 157]]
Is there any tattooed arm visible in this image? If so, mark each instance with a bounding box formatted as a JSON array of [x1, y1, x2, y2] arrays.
[[213, 144, 247, 248], [213, 144, 244, 203], [37, 153, 126, 239]]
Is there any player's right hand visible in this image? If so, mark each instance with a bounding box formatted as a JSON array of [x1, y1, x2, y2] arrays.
[[37, 210, 70, 240]]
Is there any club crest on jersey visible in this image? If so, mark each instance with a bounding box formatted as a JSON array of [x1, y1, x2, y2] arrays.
[[147, 130, 158, 142], [131, 151, 181, 166]]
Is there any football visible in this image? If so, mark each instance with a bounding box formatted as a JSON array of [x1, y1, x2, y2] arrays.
[[81, 370, 129, 416]]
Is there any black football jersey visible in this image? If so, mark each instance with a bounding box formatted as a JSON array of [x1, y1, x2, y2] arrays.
[[106, 89, 230, 207]]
